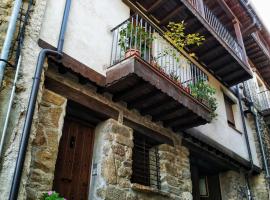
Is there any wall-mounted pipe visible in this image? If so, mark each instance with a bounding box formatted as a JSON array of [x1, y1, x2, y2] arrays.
[[0, 0, 33, 161], [236, 84, 254, 198], [0, 56, 22, 158], [252, 112, 270, 179], [237, 85, 254, 171], [0, 0, 23, 86], [8, 0, 71, 199]]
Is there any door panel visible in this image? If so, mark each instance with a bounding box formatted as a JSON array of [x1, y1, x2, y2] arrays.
[[53, 118, 94, 200]]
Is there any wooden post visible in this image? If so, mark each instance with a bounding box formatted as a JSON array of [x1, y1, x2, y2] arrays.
[[233, 19, 249, 65], [196, 0, 205, 18]]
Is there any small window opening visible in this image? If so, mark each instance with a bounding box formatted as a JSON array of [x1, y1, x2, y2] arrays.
[[131, 132, 161, 190]]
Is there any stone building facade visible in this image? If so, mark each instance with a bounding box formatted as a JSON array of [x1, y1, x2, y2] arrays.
[[1, 0, 270, 200]]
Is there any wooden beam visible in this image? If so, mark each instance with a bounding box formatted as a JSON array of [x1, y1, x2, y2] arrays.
[[208, 54, 231, 69], [147, 0, 164, 13], [223, 69, 244, 82], [215, 63, 237, 75], [130, 92, 165, 109], [45, 76, 119, 120], [113, 82, 152, 101], [160, 6, 185, 25], [143, 101, 177, 116], [216, 0, 237, 21], [233, 20, 248, 65], [154, 107, 189, 121], [200, 45, 224, 61], [165, 114, 198, 127]]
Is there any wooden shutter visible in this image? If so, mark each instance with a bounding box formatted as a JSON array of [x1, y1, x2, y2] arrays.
[[224, 96, 235, 127]]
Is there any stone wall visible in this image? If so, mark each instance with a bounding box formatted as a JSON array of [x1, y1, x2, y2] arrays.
[[90, 119, 192, 200], [0, 0, 50, 198], [25, 89, 67, 199], [247, 114, 270, 199], [219, 170, 247, 200]]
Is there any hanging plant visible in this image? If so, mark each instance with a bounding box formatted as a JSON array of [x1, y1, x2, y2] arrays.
[[189, 79, 218, 119]]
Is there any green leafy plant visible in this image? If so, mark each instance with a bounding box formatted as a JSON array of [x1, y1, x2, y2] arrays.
[[156, 21, 205, 62], [189, 80, 218, 119], [41, 191, 66, 200], [169, 71, 180, 82], [165, 21, 205, 50], [118, 22, 154, 55]]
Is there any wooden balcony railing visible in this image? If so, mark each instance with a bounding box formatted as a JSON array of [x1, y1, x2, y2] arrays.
[[244, 80, 270, 112], [188, 0, 245, 61], [252, 33, 270, 58], [258, 90, 270, 112], [110, 14, 210, 108]]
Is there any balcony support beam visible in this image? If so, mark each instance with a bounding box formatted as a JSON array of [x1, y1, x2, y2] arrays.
[[160, 5, 185, 25], [233, 20, 249, 66], [147, 0, 164, 13]]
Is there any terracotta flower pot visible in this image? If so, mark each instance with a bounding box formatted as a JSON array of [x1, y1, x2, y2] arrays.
[[125, 49, 141, 58]]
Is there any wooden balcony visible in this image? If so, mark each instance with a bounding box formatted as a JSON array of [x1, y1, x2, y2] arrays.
[[244, 33, 270, 85], [124, 0, 252, 86], [106, 15, 213, 130], [244, 81, 270, 125], [258, 90, 270, 119]]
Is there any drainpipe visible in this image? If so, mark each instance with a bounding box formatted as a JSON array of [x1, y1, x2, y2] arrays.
[[252, 110, 270, 179], [0, 0, 33, 160], [8, 0, 71, 199], [0, 0, 23, 86], [236, 84, 254, 198], [237, 85, 254, 171]]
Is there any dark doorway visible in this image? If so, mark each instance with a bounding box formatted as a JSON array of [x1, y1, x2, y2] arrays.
[[191, 159, 222, 200], [53, 117, 95, 200]]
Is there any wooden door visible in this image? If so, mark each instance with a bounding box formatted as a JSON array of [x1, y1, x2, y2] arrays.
[[53, 117, 95, 200]]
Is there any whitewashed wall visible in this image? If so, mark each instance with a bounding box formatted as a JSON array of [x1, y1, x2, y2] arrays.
[[39, 0, 260, 166], [40, 0, 130, 75], [189, 71, 260, 167]]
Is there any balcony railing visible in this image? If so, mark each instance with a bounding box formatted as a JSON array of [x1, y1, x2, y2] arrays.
[[244, 80, 270, 112], [188, 0, 244, 61], [258, 90, 270, 112], [252, 33, 270, 58], [110, 14, 210, 107]]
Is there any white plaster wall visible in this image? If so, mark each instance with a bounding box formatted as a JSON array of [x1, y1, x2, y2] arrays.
[[39, 0, 260, 166], [40, 0, 130, 75], [189, 72, 260, 167]]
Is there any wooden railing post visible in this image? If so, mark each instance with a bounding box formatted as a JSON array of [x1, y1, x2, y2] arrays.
[[196, 0, 205, 18], [233, 19, 249, 65]]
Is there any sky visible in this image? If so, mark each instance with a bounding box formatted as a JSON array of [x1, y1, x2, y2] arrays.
[[251, 0, 270, 32]]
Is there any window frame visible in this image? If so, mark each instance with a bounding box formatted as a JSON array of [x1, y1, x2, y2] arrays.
[[224, 95, 235, 127], [131, 132, 161, 190]]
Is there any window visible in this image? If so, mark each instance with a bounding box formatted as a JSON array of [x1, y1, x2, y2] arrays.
[[199, 176, 209, 197], [131, 132, 161, 189], [224, 95, 235, 127]]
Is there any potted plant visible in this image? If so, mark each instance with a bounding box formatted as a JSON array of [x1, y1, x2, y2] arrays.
[[41, 191, 66, 200], [189, 79, 218, 119], [118, 22, 154, 58], [153, 21, 205, 84]]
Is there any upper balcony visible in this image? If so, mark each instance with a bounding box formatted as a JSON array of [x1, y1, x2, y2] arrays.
[[244, 81, 270, 123], [123, 0, 252, 86], [244, 32, 270, 85], [105, 14, 213, 130]]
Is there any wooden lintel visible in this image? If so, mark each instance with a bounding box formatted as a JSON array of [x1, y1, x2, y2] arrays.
[[45, 75, 119, 120]]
